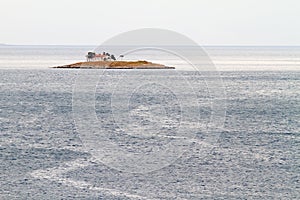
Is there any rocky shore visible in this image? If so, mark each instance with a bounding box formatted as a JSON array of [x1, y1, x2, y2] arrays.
[[53, 60, 174, 69]]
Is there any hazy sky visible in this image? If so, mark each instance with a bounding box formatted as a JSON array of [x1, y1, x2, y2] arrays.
[[1, 0, 300, 45]]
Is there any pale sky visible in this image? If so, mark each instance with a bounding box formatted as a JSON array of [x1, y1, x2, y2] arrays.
[[1, 0, 300, 45]]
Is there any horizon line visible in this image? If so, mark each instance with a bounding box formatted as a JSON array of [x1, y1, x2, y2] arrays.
[[1, 44, 300, 47]]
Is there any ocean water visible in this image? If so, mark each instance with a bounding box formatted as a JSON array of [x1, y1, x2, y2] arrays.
[[0, 46, 299, 199]]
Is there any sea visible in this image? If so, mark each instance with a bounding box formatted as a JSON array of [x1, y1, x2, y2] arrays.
[[0, 45, 299, 199]]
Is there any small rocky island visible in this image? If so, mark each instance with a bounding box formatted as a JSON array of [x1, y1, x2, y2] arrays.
[[53, 60, 174, 69], [53, 51, 174, 69]]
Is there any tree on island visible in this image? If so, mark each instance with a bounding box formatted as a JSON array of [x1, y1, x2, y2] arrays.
[[111, 54, 116, 60]]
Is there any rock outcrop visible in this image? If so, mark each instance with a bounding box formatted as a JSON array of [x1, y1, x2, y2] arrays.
[[53, 60, 174, 69]]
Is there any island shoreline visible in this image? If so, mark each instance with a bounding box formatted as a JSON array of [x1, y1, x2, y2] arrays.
[[53, 60, 175, 69]]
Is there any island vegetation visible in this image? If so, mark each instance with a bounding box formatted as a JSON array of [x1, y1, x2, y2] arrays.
[[53, 51, 174, 69], [53, 60, 174, 69]]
